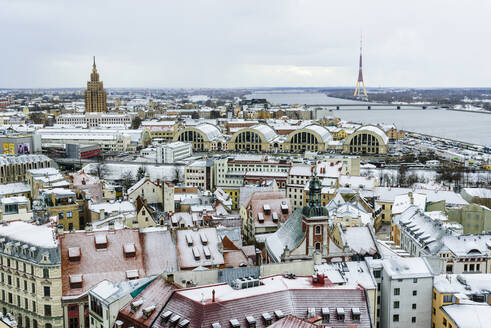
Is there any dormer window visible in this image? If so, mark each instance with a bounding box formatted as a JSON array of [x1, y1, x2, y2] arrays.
[[126, 269, 139, 280], [280, 201, 289, 214], [199, 231, 208, 245], [263, 204, 271, 215], [69, 274, 83, 289], [203, 246, 211, 259], [68, 247, 81, 262], [192, 247, 200, 261], [123, 243, 136, 258], [352, 307, 361, 321], [337, 308, 345, 321], [95, 234, 108, 249]]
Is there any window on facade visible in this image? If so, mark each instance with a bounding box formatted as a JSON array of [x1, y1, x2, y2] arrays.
[[413, 278, 418, 283], [443, 295, 453, 303], [393, 301, 400, 309], [43, 268, 49, 278], [394, 288, 400, 296], [373, 270, 381, 278], [44, 286, 50, 297], [413, 290, 417, 296], [315, 225, 321, 235], [412, 317, 416, 323], [393, 315, 399, 322], [44, 305, 51, 317], [412, 304, 417, 309]]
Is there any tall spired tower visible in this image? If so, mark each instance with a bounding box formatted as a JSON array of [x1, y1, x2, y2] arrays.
[[353, 36, 368, 99], [84, 56, 107, 112]]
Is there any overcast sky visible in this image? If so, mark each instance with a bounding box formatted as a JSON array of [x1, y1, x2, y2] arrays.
[[1, 0, 490, 88]]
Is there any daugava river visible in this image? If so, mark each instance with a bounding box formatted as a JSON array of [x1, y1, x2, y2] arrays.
[[246, 92, 491, 146]]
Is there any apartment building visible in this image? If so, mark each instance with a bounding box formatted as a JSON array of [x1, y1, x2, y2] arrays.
[[0, 221, 63, 328], [377, 257, 433, 328], [286, 165, 312, 210]]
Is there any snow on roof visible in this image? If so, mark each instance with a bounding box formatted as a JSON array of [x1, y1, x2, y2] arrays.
[[89, 201, 136, 214], [373, 187, 468, 205], [392, 193, 426, 215], [193, 123, 221, 141], [434, 274, 491, 294], [289, 165, 313, 177], [0, 196, 29, 204], [463, 188, 491, 199], [441, 234, 491, 257], [441, 304, 491, 328], [341, 227, 377, 255], [250, 124, 277, 142], [0, 221, 57, 248], [382, 257, 433, 279], [0, 182, 30, 197], [0, 154, 50, 166], [303, 124, 332, 142], [127, 178, 149, 195], [355, 126, 389, 144], [315, 261, 376, 289], [338, 175, 377, 191]]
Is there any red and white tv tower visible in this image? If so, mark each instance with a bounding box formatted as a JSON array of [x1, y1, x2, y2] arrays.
[[353, 35, 368, 99]]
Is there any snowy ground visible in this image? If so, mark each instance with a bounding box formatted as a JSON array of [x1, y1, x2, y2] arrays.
[[361, 167, 491, 186]]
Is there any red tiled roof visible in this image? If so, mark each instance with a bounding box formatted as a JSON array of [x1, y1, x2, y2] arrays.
[[60, 229, 146, 297], [269, 315, 317, 327], [116, 277, 177, 328], [150, 275, 371, 328]]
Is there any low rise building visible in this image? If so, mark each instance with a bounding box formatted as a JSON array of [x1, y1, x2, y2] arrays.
[[0, 154, 51, 184], [0, 182, 30, 200], [0, 196, 32, 221], [241, 191, 292, 244], [432, 274, 491, 328], [184, 159, 214, 191], [55, 113, 132, 127], [157, 142, 192, 164], [39, 188, 80, 231], [447, 203, 491, 234]]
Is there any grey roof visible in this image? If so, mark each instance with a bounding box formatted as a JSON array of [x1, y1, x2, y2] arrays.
[[265, 208, 304, 263]]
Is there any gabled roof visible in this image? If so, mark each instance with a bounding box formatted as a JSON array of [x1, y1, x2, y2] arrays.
[[116, 277, 177, 328], [265, 209, 304, 263]]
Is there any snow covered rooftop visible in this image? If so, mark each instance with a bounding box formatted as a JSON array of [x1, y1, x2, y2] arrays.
[[441, 304, 491, 328], [355, 126, 389, 144], [303, 124, 333, 143], [89, 201, 136, 214], [0, 221, 57, 248], [0, 182, 30, 197], [382, 257, 433, 279]]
